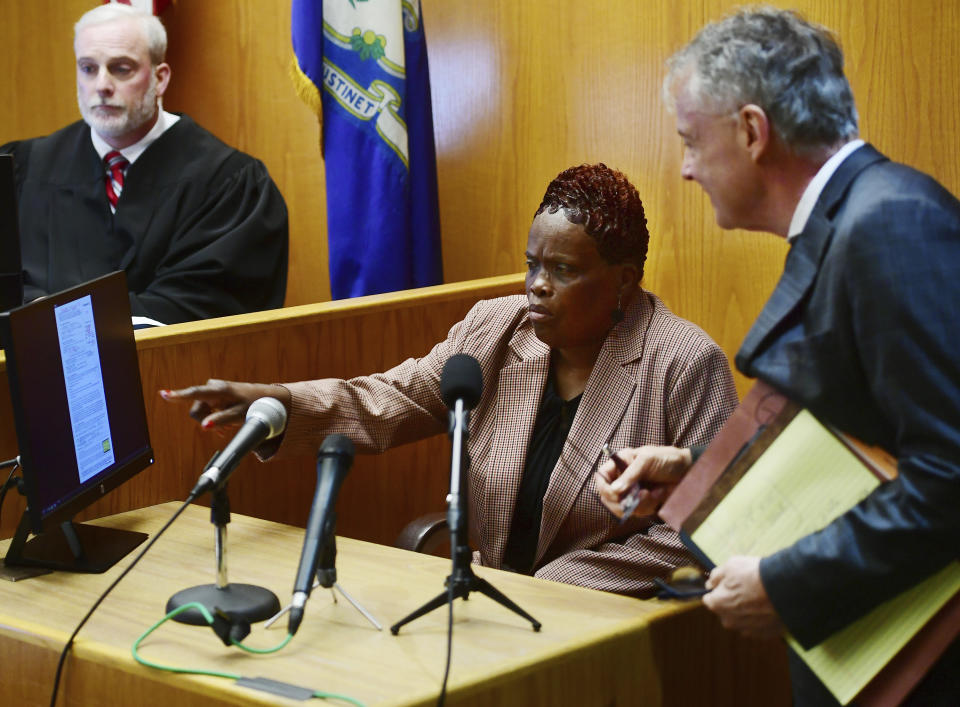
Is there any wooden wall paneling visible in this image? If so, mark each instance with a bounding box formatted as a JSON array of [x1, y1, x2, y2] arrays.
[[421, 0, 960, 397], [0, 275, 525, 543], [2, 0, 958, 392], [649, 602, 791, 706], [0, 0, 91, 141]]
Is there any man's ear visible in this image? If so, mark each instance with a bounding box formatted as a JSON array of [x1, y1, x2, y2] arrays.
[[155, 62, 172, 97], [738, 104, 770, 162]]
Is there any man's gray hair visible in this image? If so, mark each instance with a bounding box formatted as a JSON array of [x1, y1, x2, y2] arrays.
[[665, 6, 858, 154], [75, 3, 168, 66]]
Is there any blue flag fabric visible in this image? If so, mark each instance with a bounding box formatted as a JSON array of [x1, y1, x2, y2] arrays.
[[291, 0, 443, 299]]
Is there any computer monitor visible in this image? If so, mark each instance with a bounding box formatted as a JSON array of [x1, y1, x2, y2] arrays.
[[1, 270, 154, 573], [0, 154, 23, 313]]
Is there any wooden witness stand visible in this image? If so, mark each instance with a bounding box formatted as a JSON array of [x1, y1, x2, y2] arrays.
[[0, 274, 529, 544], [660, 381, 960, 706], [0, 503, 717, 706], [0, 505, 793, 706], [0, 274, 792, 705]]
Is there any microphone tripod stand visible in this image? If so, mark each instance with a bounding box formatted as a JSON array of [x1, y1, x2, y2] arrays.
[[166, 484, 280, 625], [390, 402, 541, 635], [266, 534, 382, 631]]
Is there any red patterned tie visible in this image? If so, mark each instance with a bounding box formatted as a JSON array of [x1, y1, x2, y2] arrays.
[[104, 150, 129, 210]]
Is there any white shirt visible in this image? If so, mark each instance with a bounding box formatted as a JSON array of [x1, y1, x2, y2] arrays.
[[90, 109, 179, 328], [89, 109, 181, 164], [787, 139, 865, 241]]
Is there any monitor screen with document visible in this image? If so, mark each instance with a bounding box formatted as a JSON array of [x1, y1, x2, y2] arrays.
[[0, 270, 154, 572]]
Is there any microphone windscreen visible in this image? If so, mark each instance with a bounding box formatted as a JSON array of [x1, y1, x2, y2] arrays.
[[319, 433, 355, 461], [246, 397, 288, 438], [440, 354, 483, 409]]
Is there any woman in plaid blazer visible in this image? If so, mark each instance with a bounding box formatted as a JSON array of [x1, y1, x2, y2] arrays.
[[166, 164, 738, 596]]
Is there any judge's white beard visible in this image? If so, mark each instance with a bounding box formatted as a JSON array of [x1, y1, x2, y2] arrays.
[[79, 74, 159, 142]]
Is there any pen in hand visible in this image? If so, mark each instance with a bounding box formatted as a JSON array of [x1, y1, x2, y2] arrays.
[[602, 443, 644, 522]]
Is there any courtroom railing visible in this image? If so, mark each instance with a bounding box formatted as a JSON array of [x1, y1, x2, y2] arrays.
[[0, 273, 526, 541]]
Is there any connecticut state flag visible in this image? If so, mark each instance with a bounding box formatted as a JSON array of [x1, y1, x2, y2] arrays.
[[292, 0, 443, 299]]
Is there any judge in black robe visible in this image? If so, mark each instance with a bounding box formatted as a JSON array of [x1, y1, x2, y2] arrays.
[[1, 114, 288, 324]]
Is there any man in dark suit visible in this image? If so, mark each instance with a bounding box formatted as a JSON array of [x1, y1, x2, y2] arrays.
[[595, 6, 960, 704]]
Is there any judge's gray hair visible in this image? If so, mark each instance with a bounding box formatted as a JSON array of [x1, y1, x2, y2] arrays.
[[74, 3, 168, 66], [665, 6, 858, 155]]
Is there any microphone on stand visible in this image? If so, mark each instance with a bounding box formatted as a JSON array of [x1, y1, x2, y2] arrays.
[[190, 397, 287, 497], [288, 434, 355, 636], [440, 354, 483, 536], [390, 353, 540, 635], [169, 396, 288, 626]]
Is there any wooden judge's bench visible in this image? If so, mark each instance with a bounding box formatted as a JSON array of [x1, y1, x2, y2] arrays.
[[0, 274, 789, 705]]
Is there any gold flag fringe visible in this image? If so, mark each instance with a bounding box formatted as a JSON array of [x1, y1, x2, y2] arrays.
[[290, 56, 324, 155]]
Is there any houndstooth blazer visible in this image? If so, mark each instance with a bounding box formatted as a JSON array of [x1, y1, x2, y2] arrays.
[[275, 292, 738, 596]]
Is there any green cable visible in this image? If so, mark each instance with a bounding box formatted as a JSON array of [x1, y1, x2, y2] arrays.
[[132, 602, 366, 706], [131, 603, 241, 679]]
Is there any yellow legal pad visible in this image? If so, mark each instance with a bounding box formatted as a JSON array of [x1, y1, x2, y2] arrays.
[[691, 410, 960, 705]]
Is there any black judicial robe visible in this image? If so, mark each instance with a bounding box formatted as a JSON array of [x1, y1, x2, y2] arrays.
[[1, 115, 288, 324]]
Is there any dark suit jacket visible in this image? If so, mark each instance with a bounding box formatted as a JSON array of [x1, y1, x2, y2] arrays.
[[737, 144, 960, 700]]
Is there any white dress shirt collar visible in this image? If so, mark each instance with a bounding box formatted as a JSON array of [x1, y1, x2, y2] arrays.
[[90, 109, 181, 165], [787, 139, 865, 241]]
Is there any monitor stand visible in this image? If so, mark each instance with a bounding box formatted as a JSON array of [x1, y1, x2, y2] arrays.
[[2, 512, 147, 576]]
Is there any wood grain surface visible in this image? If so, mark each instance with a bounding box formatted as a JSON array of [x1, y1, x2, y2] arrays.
[[0, 502, 788, 706], [2, 1, 955, 397]]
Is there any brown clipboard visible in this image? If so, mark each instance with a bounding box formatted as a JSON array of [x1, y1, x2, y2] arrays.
[[659, 380, 960, 706]]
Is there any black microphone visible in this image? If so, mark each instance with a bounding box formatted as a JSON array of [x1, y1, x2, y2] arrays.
[[190, 397, 288, 496], [440, 355, 483, 536], [288, 434, 355, 636], [440, 353, 483, 410]]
